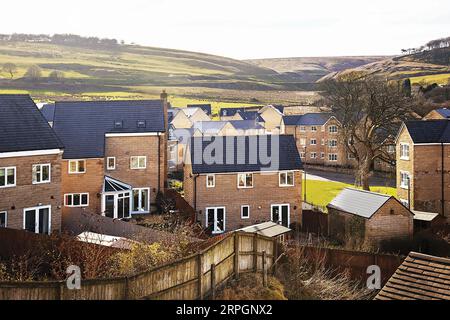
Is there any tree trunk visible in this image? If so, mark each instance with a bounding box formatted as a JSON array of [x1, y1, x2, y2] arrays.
[[356, 150, 373, 191]]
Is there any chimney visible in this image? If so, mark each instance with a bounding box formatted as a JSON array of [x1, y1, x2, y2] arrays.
[[160, 90, 168, 131]]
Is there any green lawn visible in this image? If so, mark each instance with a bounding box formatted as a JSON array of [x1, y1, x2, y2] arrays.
[[302, 179, 397, 209]]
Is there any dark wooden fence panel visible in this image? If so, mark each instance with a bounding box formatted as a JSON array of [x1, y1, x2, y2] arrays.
[[301, 210, 328, 235]]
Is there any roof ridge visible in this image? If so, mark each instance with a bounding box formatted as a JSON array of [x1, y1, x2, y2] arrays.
[[409, 252, 450, 264], [344, 187, 391, 198], [55, 99, 162, 104]]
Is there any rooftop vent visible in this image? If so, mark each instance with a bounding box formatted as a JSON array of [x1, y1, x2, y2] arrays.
[[137, 120, 146, 128], [114, 120, 123, 129]]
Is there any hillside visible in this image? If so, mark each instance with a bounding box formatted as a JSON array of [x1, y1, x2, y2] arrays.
[[319, 47, 450, 85], [246, 56, 390, 83]]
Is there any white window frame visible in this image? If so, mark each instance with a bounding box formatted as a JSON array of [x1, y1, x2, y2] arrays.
[[68, 160, 86, 174], [279, 171, 294, 187], [300, 152, 305, 158], [299, 126, 306, 132], [310, 152, 317, 159], [23, 205, 51, 234], [311, 126, 317, 132], [237, 173, 253, 189], [329, 139, 337, 148], [206, 174, 215, 188], [348, 153, 355, 160], [328, 153, 338, 161], [32, 163, 51, 184], [310, 138, 317, 145], [321, 152, 325, 159], [400, 171, 410, 189], [0, 211, 7, 228], [400, 143, 410, 160], [130, 156, 147, 169], [64, 193, 89, 207], [299, 138, 306, 145], [400, 199, 409, 207], [107, 157, 116, 170], [387, 145, 395, 154], [132, 187, 150, 214], [206, 206, 226, 234], [271, 204, 290, 226], [321, 139, 325, 146], [0, 166, 16, 188], [329, 125, 338, 133], [241, 205, 250, 219]]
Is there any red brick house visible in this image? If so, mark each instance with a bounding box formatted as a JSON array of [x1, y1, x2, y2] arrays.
[[0, 94, 64, 234], [52, 96, 168, 219], [183, 135, 303, 233]]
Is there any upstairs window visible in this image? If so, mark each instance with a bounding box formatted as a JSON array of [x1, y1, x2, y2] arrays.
[[328, 154, 338, 161], [107, 157, 116, 170], [130, 156, 146, 169], [400, 171, 410, 189], [299, 126, 306, 132], [279, 171, 294, 186], [329, 125, 338, 133], [32, 164, 51, 184], [329, 139, 338, 147], [400, 143, 410, 160], [206, 174, 215, 188], [387, 145, 395, 154], [238, 173, 253, 188], [299, 138, 306, 145], [311, 126, 317, 132], [310, 139, 317, 145], [68, 160, 86, 174], [310, 152, 317, 159], [321, 152, 325, 159], [0, 167, 16, 187]]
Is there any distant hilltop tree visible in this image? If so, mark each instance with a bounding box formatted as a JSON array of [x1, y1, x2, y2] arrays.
[[402, 36, 450, 55], [48, 70, 65, 82], [24, 65, 42, 81], [2, 62, 17, 79], [0, 33, 121, 49]]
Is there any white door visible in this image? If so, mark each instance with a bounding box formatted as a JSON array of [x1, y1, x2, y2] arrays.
[[102, 191, 131, 219], [23, 205, 51, 234], [206, 207, 226, 234]]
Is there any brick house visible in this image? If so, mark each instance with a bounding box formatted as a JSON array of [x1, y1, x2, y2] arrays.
[[183, 135, 303, 233], [423, 108, 450, 120], [396, 119, 450, 221], [283, 113, 355, 167], [52, 97, 168, 219], [0, 94, 64, 234], [219, 106, 285, 134], [328, 188, 414, 246]]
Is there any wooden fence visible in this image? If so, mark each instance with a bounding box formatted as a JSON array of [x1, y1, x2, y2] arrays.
[[0, 231, 276, 300], [299, 245, 404, 285], [301, 209, 328, 235]]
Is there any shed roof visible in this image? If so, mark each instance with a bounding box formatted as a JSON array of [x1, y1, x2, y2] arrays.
[[375, 252, 450, 300], [239, 221, 291, 237], [327, 188, 394, 219]]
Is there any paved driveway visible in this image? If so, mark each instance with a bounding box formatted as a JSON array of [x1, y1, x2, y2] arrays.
[[304, 168, 395, 187]]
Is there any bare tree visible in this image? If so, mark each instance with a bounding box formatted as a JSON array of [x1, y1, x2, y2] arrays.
[[320, 73, 416, 190], [48, 70, 65, 82], [24, 65, 42, 81], [2, 62, 17, 79]]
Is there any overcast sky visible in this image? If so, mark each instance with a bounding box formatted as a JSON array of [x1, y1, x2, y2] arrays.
[[1, 0, 449, 59]]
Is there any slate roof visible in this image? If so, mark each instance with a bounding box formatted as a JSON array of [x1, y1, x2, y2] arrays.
[[327, 188, 395, 219], [52, 100, 165, 159], [375, 252, 450, 300], [0, 94, 64, 153], [39, 103, 55, 122], [229, 120, 264, 130], [187, 104, 212, 115], [239, 110, 265, 122], [404, 120, 450, 143], [170, 128, 198, 144], [219, 107, 243, 117], [193, 121, 229, 134], [283, 113, 333, 126], [436, 108, 450, 118], [190, 135, 303, 174]]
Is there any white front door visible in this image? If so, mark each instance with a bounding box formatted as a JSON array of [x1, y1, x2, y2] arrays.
[[102, 191, 131, 219], [23, 205, 51, 234], [271, 204, 290, 227], [206, 207, 226, 234]]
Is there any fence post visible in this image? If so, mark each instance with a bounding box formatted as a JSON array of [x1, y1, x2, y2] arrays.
[[211, 263, 216, 300], [58, 281, 64, 300], [234, 232, 240, 280], [198, 254, 204, 300], [272, 239, 278, 275], [262, 251, 267, 287], [253, 234, 258, 272], [124, 276, 130, 300]]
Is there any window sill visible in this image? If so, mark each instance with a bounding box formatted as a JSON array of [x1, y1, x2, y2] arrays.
[[279, 184, 294, 187], [132, 211, 150, 214], [237, 186, 254, 189], [32, 181, 51, 185], [400, 157, 410, 161]]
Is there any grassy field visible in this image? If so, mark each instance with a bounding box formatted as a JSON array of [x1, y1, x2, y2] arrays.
[[410, 73, 450, 85], [302, 179, 397, 209]]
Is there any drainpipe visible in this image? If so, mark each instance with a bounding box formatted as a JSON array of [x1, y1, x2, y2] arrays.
[[157, 134, 161, 195], [193, 173, 199, 221], [441, 143, 445, 216]]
